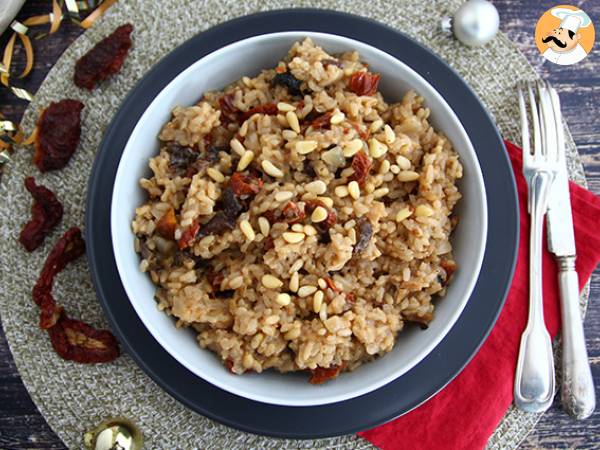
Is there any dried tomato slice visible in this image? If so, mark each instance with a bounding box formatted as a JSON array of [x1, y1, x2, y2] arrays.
[[219, 92, 241, 124], [308, 362, 347, 384], [155, 207, 177, 240], [230, 172, 263, 196], [241, 102, 278, 120], [282, 202, 306, 224], [19, 177, 63, 252], [32, 227, 120, 362], [349, 151, 372, 186], [178, 221, 200, 250], [32, 227, 86, 306], [309, 112, 333, 130], [323, 276, 341, 292], [348, 71, 381, 96], [34, 99, 84, 172], [47, 313, 120, 363], [74, 24, 134, 90]]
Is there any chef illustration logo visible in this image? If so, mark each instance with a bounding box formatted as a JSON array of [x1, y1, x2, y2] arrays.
[[535, 5, 595, 65]]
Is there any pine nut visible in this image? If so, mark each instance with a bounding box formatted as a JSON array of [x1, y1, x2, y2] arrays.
[[282, 231, 305, 244], [298, 285, 318, 298], [313, 290, 324, 313], [348, 181, 360, 200], [258, 216, 270, 236], [395, 207, 413, 222], [262, 160, 284, 178], [265, 315, 280, 325], [239, 120, 249, 137], [262, 274, 283, 289], [335, 185, 349, 198], [289, 271, 299, 292], [303, 224, 318, 236], [396, 155, 411, 170], [290, 260, 304, 273], [368, 138, 388, 158], [305, 180, 327, 194], [282, 129, 297, 140], [296, 140, 318, 155], [243, 352, 254, 369], [291, 223, 304, 232], [370, 119, 383, 133], [207, 167, 225, 183], [229, 275, 244, 289], [316, 196, 334, 208], [390, 164, 400, 174], [237, 150, 254, 171], [397, 170, 420, 182], [415, 204, 434, 217], [277, 102, 295, 112], [317, 278, 327, 289], [343, 139, 363, 157], [276, 293, 292, 306], [373, 187, 389, 198], [275, 190, 294, 202], [384, 124, 396, 144], [240, 219, 256, 241], [311, 206, 328, 223], [319, 302, 328, 321], [378, 159, 391, 174], [286, 111, 300, 133], [330, 111, 345, 124], [230, 138, 246, 156]]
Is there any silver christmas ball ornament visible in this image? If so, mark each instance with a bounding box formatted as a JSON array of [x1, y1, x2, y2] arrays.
[[441, 0, 500, 47]]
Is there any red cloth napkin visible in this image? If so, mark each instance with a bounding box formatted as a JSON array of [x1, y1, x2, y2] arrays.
[[359, 140, 600, 450]]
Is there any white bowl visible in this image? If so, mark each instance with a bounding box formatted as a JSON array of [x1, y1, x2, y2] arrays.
[[111, 32, 487, 407]]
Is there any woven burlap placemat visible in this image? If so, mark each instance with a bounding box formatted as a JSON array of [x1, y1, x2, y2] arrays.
[[0, 0, 589, 448]]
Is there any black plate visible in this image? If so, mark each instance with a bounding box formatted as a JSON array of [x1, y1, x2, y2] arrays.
[[86, 9, 518, 439]]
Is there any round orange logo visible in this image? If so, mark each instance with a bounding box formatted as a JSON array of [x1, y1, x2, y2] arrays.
[[535, 5, 595, 66]]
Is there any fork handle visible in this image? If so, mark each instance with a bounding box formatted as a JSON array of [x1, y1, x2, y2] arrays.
[[515, 171, 555, 413], [558, 255, 596, 419]]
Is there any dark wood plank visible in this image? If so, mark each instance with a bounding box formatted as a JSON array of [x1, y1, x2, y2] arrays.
[[0, 1, 598, 449]]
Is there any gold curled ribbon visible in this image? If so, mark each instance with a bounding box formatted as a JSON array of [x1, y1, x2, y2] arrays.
[[0, 0, 117, 102]]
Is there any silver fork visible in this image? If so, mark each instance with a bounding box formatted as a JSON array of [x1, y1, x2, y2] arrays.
[[514, 81, 560, 413]]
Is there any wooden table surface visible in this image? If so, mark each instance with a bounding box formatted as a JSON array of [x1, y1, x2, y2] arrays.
[[0, 1, 598, 448]]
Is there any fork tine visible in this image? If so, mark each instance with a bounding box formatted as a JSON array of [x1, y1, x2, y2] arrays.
[[537, 81, 558, 162], [527, 82, 542, 159], [518, 85, 531, 162], [548, 85, 564, 165]]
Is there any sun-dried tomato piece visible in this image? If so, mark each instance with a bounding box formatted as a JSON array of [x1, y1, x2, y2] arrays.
[[156, 207, 177, 240], [47, 313, 120, 363], [224, 358, 235, 373], [178, 221, 200, 250], [349, 121, 370, 140], [32, 227, 120, 363], [32, 227, 86, 306], [241, 102, 278, 120], [38, 293, 63, 329], [219, 92, 241, 124], [348, 71, 381, 96], [310, 112, 333, 130], [262, 210, 280, 225], [323, 276, 341, 292], [308, 362, 347, 384], [282, 202, 305, 224], [206, 269, 224, 292], [33, 100, 84, 172], [74, 24, 133, 90], [353, 217, 373, 253], [350, 151, 372, 186], [345, 292, 356, 303], [263, 235, 274, 251], [230, 172, 263, 196], [19, 177, 63, 252]]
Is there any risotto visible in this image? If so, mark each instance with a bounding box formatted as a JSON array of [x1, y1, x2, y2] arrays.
[[132, 38, 462, 384]]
